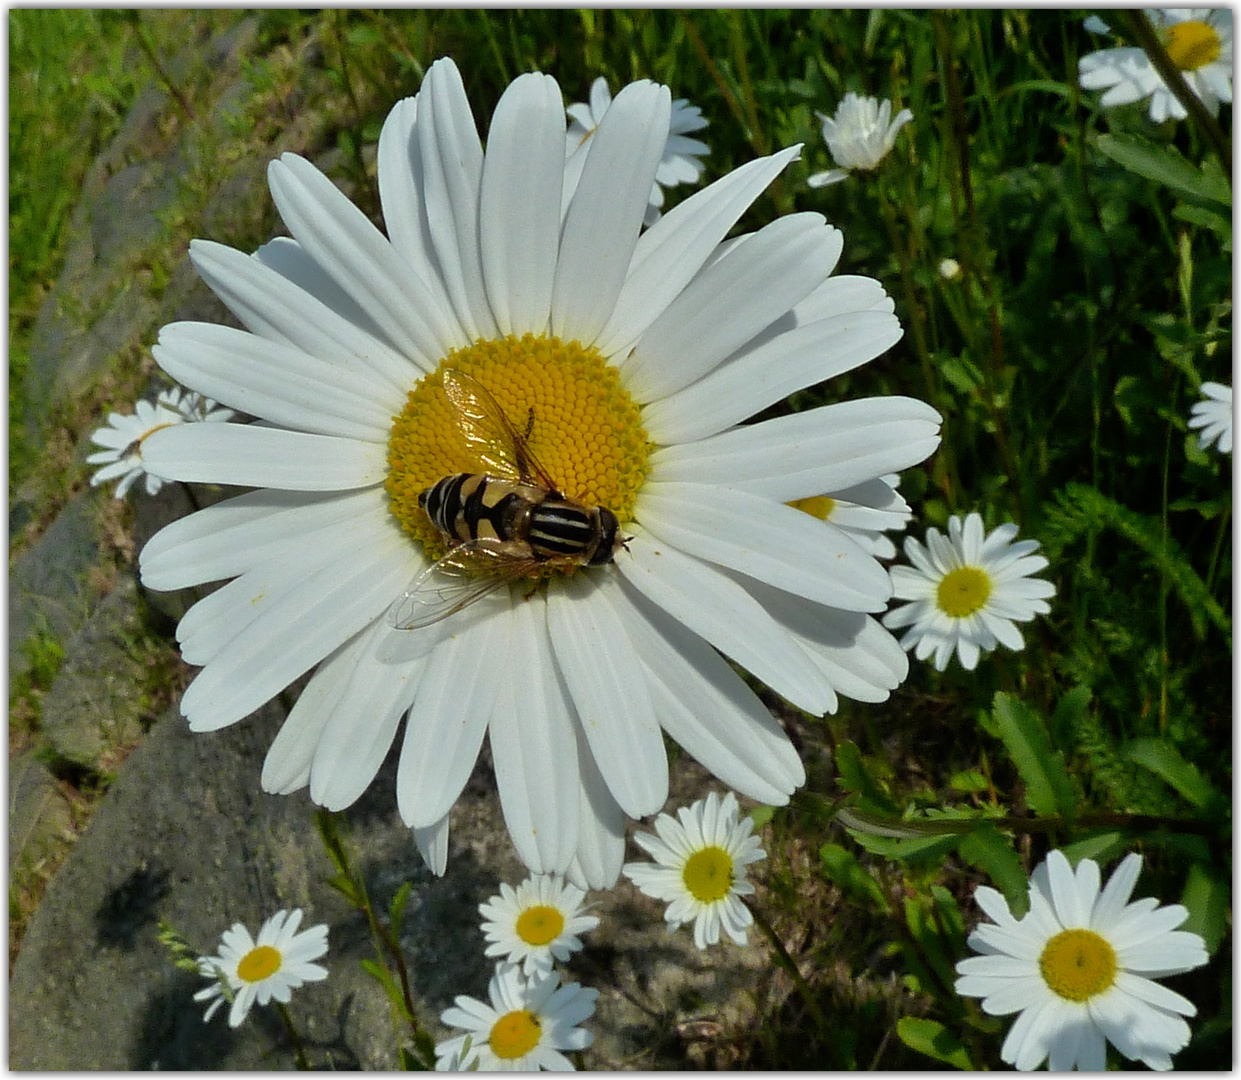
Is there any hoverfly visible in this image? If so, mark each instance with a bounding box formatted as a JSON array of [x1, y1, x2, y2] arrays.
[[388, 369, 625, 630]]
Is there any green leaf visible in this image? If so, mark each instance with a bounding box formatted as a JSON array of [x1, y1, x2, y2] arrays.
[[835, 740, 898, 813], [847, 830, 961, 863], [1126, 737, 1221, 814], [820, 842, 890, 913], [390, 881, 414, 937], [958, 825, 1029, 916], [1182, 862, 1229, 953], [1057, 831, 1128, 866], [360, 958, 413, 1020], [990, 693, 1077, 822], [1095, 134, 1231, 205], [904, 894, 958, 996], [896, 1017, 973, 1070], [949, 769, 989, 794]]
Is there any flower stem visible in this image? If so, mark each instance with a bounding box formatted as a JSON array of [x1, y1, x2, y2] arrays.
[[274, 1000, 310, 1070], [746, 897, 827, 1032]]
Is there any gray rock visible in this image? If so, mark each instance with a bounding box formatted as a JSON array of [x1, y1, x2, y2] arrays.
[[8, 750, 75, 880], [40, 575, 150, 768], [9, 688, 775, 1070], [9, 493, 104, 683]]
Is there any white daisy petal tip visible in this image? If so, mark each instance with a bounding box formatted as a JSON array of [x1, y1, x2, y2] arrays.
[[1187, 381, 1232, 455], [87, 386, 235, 499], [478, 873, 599, 978], [621, 791, 765, 950], [1079, 10, 1233, 122], [565, 75, 711, 225], [194, 907, 329, 1028], [435, 963, 598, 1070], [882, 511, 1055, 671], [956, 849, 1210, 1070]]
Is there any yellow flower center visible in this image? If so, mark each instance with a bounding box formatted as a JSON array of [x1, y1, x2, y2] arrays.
[[236, 944, 283, 983], [788, 495, 836, 521], [682, 846, 734, 903], [936, 566, 992, 618], [386, 334, 650, 565], [1039, 928, 1118, 1002], [489, 1009, 542, 1059], [515, 904, 566, 947], [1164, 19, 1221, 71]]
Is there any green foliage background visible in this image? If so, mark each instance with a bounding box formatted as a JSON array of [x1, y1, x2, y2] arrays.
[[10, 8, 1231, 1070]]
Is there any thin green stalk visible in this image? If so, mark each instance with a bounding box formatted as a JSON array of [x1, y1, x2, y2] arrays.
[[746, 897, 827, 1032], [275, 1000, 311, 1070]]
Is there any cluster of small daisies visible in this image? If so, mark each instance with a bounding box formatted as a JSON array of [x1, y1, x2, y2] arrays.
[[436, 790, 766, 1070]]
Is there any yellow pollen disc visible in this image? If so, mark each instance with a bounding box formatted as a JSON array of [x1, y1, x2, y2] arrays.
[[236, 944, 282, 983], [386, 334, 650, 564], [1039, 928, 1118, 1002], [683, 846, 734, 903], [515, 904, 566, 947], [1164, 20, 1221, 70], [936, 566, 992, 618], [489, 1009, 542, 1059], [788, 495, 836, 522]]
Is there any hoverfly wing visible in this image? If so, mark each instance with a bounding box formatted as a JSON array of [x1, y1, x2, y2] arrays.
[[441, 368, 561, 491], [388, 539, 538, 631]]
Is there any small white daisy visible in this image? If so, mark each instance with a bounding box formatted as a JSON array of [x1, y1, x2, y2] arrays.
[[479, 873, 600, 977], [622, 790, 765, 949], [882, 512, 1055, 672], [87, 387, 235, 498], [1187, 381, 1232, 454], [566, 75, 710, 225], [194, 908, 329, 1028], [789, 473, 912, 560], [807, 92, 913, 188], [435, 963, 598, 1071], [1079, 8, 1233, 122], [955, 850, 1210, 1071]]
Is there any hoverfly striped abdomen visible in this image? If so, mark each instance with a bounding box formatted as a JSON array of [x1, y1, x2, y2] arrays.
[[527, 499, 621, 565], [418, 473, 546, 545]]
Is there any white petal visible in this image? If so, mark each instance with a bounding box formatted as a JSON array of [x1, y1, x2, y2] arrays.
[[416, 58, 496, 340], [637, 481, 892, 612], [614, 525, 832, 714], [642, 309, 903, 444], [375, 96, 466, 346], [309, 622, 425, 810], [648, 396, 942, 501], [595, 146, 802, 358], [188, 239, 419, 394], [179, 528, 419, 731], [622, 214, 843, 404], [267, 153, 458, 369], [565, 728, 627, 890], [546, 574, 666, 818], [610, 579, 805, 803], [397, 603, 510, 827], [488, 596, 580, 874], [154, 321, 399, 440], [479, 72, 564, 335], [141, 488, 384, 592], [261, 631, 368, 794], [552, 80, 670, 345], [141, 423, 387, 491], [413, 813, 450, 877]]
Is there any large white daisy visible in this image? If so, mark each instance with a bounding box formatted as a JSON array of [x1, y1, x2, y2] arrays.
[[1079, 9, 1233, 122], [194, 908, 329, 1028], [882, 512, 1055, 671], [138, 58, 941, 889], [955, 850, 1209, 1071], [435, 963, 597, 1071]]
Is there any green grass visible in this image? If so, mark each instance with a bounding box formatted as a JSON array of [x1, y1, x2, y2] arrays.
[[9, 8, 1231, 1069]]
